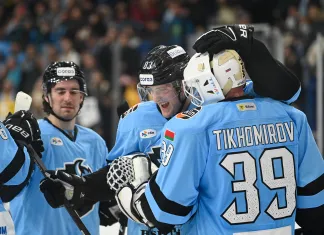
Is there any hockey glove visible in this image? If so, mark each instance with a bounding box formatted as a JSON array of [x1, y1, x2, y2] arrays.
[[193, 24, 254, 60], [107, 154, 158, 227], [40, 170, 86, 209], [99, 199, 128, 227], [4, 110, 44, 155]]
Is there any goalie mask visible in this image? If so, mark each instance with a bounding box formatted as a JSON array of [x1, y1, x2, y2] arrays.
[[137, 45, 189, 102], [183, 50, 247, 106]]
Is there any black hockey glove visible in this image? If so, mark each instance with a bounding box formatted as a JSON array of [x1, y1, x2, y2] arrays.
[[39, 170, 86, 209], [193, 24, 254, 60], [99, 199, 128, 227], [4, 110, 44, 155]]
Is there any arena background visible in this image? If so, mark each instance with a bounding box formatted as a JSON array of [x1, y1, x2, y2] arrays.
[[0, 0, 322, 234]]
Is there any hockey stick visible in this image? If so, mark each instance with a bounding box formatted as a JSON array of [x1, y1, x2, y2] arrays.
[[14, 92, 91, 235]]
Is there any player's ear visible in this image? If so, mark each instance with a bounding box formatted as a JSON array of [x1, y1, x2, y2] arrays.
[[45, 94, 54, 107]]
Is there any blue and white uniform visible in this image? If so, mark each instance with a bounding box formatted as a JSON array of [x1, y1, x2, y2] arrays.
[[108, 82, 301, 235], [145, 98, 323, 235], [10, 119, 108, 235], [0, 122, 32, 235]]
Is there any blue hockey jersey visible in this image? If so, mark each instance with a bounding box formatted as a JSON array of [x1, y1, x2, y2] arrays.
[[145, 97, 324, 235], [0, 122, 31, 235], [9, 119, 108, 235], [0, 122, 31, 190], [108, 101, 195, 235], [109, 82, 300, 235]]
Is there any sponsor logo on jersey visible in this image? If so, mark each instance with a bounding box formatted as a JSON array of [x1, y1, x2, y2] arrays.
[[167, 46, 186, 58], [121, 104, 139, 119], [56, 67, 75, 76], [164, 129, 175, 141], [236, 102, 257, 111], [140, 226, 180, 235], [176, 106, 202, 119], [139, 74, 154, 85], [50, 137, 63, 146], [140, 129, 157, 139]]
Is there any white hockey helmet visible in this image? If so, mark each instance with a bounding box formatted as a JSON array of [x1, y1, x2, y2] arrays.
[[183, 50, 247, 106]]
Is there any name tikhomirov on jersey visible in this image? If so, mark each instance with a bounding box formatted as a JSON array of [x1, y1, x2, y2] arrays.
[[213, 121, 294, 150]]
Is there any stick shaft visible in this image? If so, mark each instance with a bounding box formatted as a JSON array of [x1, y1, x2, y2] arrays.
[[23, 142, 91, 235]]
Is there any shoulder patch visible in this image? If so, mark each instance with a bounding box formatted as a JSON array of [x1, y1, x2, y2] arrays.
[[140, 129, 157, 139], [121, 104, 139, 119], [176, 106, 202, 120], [236, 102, 257, 111], [51, 137, 63, 146]]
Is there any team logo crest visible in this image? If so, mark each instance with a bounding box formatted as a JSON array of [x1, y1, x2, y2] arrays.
[[147, 146, 161, 167], [176, 107, 202, 120], [50, 137, 63, 146], [57, 159, 93, 217]]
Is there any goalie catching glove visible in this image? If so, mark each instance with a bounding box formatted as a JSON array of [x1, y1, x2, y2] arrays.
[[193, 24, 254, 61], [107, 153, 158, 227]]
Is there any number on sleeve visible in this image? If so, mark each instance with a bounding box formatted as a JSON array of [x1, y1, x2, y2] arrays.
[[0, 127, 8, 140]]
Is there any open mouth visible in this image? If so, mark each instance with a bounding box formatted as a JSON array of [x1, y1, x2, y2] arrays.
[[160, 102, 169, 109]]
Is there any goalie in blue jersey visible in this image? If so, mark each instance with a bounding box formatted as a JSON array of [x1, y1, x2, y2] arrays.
[[0, 110, 44, 235], [38, 25, 303, 235], [114, 49, 324, 235]]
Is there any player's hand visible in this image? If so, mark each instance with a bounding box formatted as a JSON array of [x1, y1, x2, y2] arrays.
[[39, 170, 86, 208], [107, 154, 158, 227], [193, 24, 254, 60], [4, 110, 44, 155]]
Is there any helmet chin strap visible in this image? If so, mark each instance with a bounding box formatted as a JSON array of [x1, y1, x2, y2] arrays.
[[46, 95, 81, 122], [176, 92, 187, 115], [50, 109, 77, 122]]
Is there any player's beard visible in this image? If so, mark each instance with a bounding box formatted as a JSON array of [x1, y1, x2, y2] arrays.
[[54, 102, 79, 121]]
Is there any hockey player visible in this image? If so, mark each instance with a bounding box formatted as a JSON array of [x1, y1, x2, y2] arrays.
[[114, 50, 324, 235], [9, 61, 109, 235], [0, 110, 44, 235], [39, 24, 303, 235], [41, 43, 301, 235]]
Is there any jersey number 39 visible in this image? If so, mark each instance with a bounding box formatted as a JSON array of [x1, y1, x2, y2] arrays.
[[220, 147, 296, 224]]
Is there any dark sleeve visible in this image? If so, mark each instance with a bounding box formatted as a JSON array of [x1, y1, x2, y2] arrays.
[[83, 165, 115, 202], [0, 144, 34, 202], [245, 38, 301, 101], [136, 173, 182, 234], [296, 205, 324, 235]]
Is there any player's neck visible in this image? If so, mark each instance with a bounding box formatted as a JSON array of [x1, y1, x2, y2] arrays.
[[181, 98, 191, 112], [225, 87, 245, 99], [47, 115, 76, 131]]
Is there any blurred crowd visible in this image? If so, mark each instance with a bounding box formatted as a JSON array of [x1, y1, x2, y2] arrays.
[[0, 0, 323, 148]]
